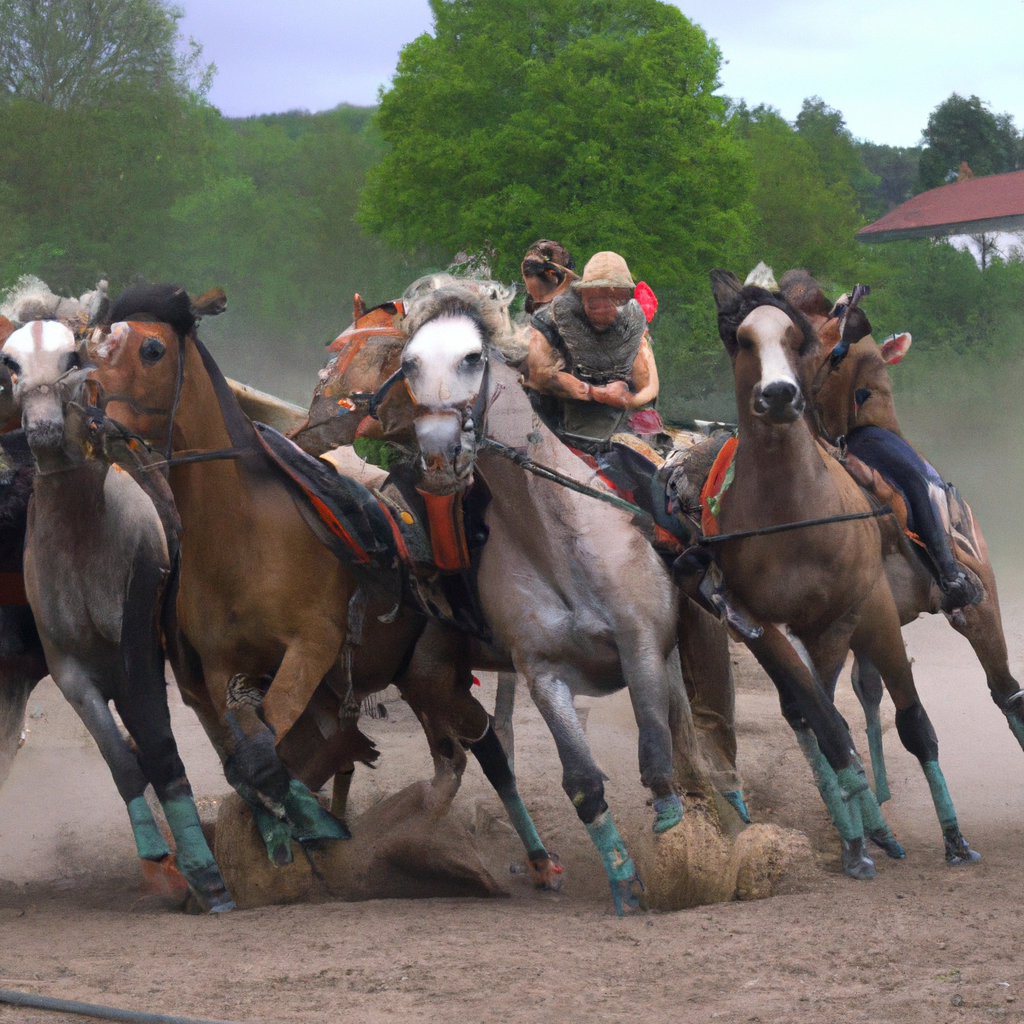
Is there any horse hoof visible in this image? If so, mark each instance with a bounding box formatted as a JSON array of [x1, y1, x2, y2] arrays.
[[204, 888, 237, 913], [652, 794, 683, 834], [722, 790, 752, 824], [841, 837, 876, 880], [609, 871, 645, 917], [528, 853, 564, 891], [867, 828, 906, 860], [943, 827, 981, 865]]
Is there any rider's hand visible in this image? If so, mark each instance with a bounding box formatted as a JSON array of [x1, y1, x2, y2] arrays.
[[590, 380, 632, 408]]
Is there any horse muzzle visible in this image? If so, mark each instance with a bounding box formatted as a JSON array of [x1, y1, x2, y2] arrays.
[[752, 380, 804, 424], [414, 410, 476, 495]]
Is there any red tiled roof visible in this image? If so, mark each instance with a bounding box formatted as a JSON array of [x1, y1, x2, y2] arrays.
[[857, 169, 1024, 243]]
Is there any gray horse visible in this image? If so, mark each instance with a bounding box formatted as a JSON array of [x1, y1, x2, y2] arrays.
[[394, 284, 720, 914], [3, 320, 233, 911]]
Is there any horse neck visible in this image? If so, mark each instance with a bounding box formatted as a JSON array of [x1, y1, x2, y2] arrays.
[[167, 338, 252, 526]]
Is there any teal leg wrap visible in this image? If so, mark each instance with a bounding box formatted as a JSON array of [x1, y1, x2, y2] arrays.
[[161, 796, 216, 877], [836, 766, 866, 838], [1007, 713, 1024, 752], [863, 705, 891, 804], [795, 731, 858, 841], [652, 794, 683, 833], [921, 760, 958, 831], [585, 812, 643, 916], [500, 789, 545, 856], [722, 790, 751, 824], [127, 795, 171, 862], [161, 796, 235, 912], [248, 802, 294, 866], [282, 779, 351, 843]]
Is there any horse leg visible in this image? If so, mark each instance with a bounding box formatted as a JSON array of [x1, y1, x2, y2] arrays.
[[46, 654, 177, 878], [744, 625, 875, 879], [524, 663, 642, 915], [850, 654, 890, 804], [853, 581, 980, 865], [493, 671, 517, 770], [0, 608, 45, 788], [948, 554, 1024, 751], [112, 547, 233, 912], [677, 598, 745, 820], [400, 626, 560, 888], [800, 628, 904, 861]]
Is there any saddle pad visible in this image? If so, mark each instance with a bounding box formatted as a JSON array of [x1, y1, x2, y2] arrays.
[[253, 422, 405, 603]]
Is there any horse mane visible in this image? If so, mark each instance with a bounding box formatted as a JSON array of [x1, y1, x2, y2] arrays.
[[107, 284, 196, 338], [402, 281, 517, 359]]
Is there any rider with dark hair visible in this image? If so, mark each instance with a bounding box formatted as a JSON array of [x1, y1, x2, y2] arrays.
[[520, 239, 576, 314]]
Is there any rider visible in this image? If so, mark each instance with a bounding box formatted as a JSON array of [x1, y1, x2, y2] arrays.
[[524, 251, 659, 451], [520, 239, 577, 314]]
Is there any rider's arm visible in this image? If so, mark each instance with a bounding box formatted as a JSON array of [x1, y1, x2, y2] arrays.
[[627, 335, 659, 409], [589, 335, 659, 410], [524, 326, 591, 402]]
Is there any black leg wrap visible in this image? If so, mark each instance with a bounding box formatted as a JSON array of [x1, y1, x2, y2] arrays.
[[895, 702, 939, 763], [569, 784, 608, 825], [469, 724, 516, 795], [224, 710, 291, 804]]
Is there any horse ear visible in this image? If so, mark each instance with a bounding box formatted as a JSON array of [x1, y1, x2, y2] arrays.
[[191, 287, 227, 319], [881, 332, 911, 365], [0, 316, 14, 347], [709, 270, 743, 314]]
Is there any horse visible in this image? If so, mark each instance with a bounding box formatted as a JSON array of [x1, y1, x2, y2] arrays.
[[1, 319, 233, 911], [776, 268, 1023, 799], [707, 269, 979, 878], [85, 285, 561, 888], [391, 282, 724, 914]]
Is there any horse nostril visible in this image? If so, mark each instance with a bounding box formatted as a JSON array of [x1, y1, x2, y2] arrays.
[[760, 381, 798, 405]]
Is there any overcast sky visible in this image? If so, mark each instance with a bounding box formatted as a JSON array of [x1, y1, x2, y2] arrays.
[[177, 0, 1024, 148]]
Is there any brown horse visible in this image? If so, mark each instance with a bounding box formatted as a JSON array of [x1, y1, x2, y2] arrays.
[[709, 269, 980, 878], [86, 285, 560, 885], [778, 269, 1024, 794]]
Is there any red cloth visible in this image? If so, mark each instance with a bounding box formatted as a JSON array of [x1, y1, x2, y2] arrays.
[[634, 282, 658, 322]]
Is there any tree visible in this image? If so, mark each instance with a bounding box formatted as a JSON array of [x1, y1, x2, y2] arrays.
[[731, 103, 864, 282], [358, 0, 752, 292], [794, 96, 878, 208], [0, 0, 212, 108], [857, 142, 920, 214], [918, 93, 1021, 191]]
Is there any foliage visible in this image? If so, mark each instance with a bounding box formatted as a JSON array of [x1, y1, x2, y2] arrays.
[[857, 142, 921, 215], [359, 0, 752, 293], [0, 0, 212, 108], [918, 93, 1022, 190]]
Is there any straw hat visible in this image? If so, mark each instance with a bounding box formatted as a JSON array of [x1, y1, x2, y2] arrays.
[[572, 251, 635, 291]]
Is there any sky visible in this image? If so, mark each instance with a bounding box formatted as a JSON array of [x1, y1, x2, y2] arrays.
[[177, 0, 1024, 148]]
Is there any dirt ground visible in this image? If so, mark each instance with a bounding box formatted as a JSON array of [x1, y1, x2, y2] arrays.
[[0, 572, 1021, 1024]]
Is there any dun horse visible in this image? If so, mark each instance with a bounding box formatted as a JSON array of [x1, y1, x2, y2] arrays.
[[86, 286, 561, 888], [707, 270, 978, 878], [3, 319, 233, 911], [778, 270, 1024, 797]]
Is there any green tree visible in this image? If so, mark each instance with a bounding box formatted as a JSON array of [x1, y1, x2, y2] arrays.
[[794, 96, 878, 212], [359, 0, 752, 292], [918, 93, 1021, 190], [857, 142, 920, 214], [731, 103, 864, 283], [0, 0, 212, 108]]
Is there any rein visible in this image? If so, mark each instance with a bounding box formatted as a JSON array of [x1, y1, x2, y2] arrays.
[[699, 504, 894, 544]]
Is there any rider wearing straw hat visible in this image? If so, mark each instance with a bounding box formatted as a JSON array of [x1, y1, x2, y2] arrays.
[[524, 251, 659, 451]]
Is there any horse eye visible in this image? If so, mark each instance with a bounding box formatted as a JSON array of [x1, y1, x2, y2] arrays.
[[462, 351, 482, 367], [140, 337, 166, 365], [401, 355, 419, 375], [59, 351, 81, 373]]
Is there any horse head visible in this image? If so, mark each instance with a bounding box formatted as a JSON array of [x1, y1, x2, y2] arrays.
[[398, 281, 516, 496], [1, 320, 86, 471], [710, 269, 822, 428], [86, 285, 202, 452]]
